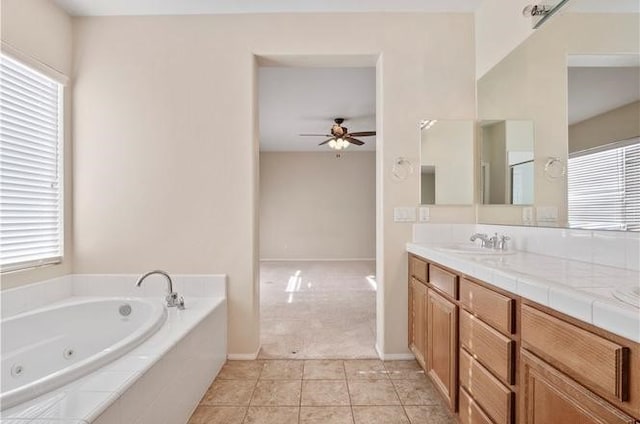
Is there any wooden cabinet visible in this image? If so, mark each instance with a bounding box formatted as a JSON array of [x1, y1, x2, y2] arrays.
[[522, 304, 630, 402], [520, 350, 635, 424], [409, 277, 428, 368], [407, 253, 640, 423], [427, 288, 458, 411]]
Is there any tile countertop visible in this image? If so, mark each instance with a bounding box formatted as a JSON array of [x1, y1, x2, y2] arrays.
[[407, 242, 640, 343]]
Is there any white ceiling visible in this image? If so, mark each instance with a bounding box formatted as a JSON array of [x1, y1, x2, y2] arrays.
[[53, 0, 480, 16], [567, 66, 640, 125], [259, 67, 376, 152]]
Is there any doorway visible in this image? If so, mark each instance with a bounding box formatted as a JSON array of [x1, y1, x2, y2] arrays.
[[257, 64, 377, 359]]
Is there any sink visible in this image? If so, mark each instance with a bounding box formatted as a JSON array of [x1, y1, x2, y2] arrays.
[[436, 244, 517, 256], [612, 286, 640, 308]]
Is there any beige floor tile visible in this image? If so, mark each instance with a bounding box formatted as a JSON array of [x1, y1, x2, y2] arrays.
[[260, 360, 304, 379], [201, 380, 256, 406], [347, 379, 401, 406], [243, 406, 300, 424], [383, 361, 426, 380], [344, 360, 388, 380], [303, 360, 346, 380], [352, 406, 409, 424], [392, 379, 441, 406], [188, 406, 247, 424], [217, 361, 264, 380], [300, 406, 354, 424], [250, 379, 302, 406], [404, 405, 456, 424], [301, 380, 351, 406]]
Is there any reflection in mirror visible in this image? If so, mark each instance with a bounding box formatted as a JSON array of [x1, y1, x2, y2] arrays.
[[567, 55, 640, 231], [480, 120, 534, 205], [420, 120, 474, 205], [476, 1, 639, 230]]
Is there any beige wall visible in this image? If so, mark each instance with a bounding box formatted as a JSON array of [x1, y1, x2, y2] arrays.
[[72, 13, 476, 356], [569, 101, 640, 154], [478, 13, 639, 227], [0, 0, 73, 289], [260, 152, 375, 260], [474, 0, 534, 78]]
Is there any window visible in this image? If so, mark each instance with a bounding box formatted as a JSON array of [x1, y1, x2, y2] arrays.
[[0, 53, 64, 271], [568, 138, 640, 231]]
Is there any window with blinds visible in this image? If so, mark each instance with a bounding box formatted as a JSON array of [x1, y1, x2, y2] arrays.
[[568, 138, 640, 231], [0, 53, 64, 271]]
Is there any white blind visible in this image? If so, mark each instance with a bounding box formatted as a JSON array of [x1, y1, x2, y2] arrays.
[[568, 139, 640, 231], [0, 54, 63, 271]]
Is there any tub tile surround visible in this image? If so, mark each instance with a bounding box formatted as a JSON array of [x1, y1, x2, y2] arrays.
[[1, 274, 227, 423], [1, 274, 226, 319], [410, 224, 640, 342]]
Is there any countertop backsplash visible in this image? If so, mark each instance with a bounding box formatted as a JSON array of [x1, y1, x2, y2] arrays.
[[413, 223, 639, 271]]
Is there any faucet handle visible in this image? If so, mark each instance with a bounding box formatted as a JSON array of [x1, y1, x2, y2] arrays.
[[498, 235, 511, 250]]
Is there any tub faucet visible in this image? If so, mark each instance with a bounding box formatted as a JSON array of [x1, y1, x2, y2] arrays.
[[136, 270, 185, 309]]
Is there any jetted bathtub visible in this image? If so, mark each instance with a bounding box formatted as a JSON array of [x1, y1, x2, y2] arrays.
[[1, 297, 167, 410]]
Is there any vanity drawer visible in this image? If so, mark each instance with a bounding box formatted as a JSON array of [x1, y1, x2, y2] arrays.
[[460, 309, 515, 385], [460, 348, 514, 424], [428, 264, 457, 298], [521, 304, 630, 402], [409, 255, 428, 283], [460, 278, 514, 335], [459, 386, 494, 424]]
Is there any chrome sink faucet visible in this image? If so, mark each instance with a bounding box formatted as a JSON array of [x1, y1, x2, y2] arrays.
[[470, 233, 490, 247], [470, 233, 511, 250], [136, 270, 185, 309]]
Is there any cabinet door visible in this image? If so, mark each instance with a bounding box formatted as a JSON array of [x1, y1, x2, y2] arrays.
[[427, 288, 458, 411], [521, 350, 635, 424], [409, 278, 428, 368]]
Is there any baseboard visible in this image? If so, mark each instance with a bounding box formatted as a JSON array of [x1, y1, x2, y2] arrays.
[[227, 346, 261, 360], [260, 258, 376, 262], [375, 343, 415, 361]]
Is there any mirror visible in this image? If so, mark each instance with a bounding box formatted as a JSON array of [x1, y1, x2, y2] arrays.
[[480, 120, 535, 205], [420, 120, 474, 205], [477, 1, 639, 230]]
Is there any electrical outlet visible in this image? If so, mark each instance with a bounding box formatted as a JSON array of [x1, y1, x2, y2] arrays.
[[419, 207, 430, 222]]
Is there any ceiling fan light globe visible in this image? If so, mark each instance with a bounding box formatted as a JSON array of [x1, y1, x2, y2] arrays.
[[328, 139, 337, 148]]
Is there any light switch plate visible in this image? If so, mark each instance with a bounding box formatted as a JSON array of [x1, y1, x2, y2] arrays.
[[537, 206, 558, 222], [394, 207, 416, 223]]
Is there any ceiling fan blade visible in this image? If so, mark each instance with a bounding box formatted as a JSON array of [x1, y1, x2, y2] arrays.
[[300, 134, 332, 137], [345, 137, 365, 146], [347, 131, 376, 137], [318, 138, 335, 146]]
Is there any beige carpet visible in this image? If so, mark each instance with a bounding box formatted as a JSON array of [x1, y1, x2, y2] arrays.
[[259, 261, 377, 359]]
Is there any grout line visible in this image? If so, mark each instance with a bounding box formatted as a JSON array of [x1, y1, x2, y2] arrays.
[[343, 360, 356, 424]]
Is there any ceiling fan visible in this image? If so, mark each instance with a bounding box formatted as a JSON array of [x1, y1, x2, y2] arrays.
[[300, 118, 376, 150]]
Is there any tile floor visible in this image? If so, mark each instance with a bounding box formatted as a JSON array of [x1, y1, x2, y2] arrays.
[[189, 359, 455, 424], [259, 261, 377, 359]]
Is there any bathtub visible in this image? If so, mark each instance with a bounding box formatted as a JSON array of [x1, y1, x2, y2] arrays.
[[1, 297, 167, 410], [1, 273, 227, 423]]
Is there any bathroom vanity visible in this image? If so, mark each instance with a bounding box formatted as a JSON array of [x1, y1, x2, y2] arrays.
[[407, 245, 640, 424]]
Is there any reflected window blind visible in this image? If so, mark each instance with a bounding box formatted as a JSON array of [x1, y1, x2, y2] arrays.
[[568, 139, 640, 231], [0, 54, 63, 271]]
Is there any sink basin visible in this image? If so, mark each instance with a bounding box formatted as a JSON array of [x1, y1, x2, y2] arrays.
[[612, 286, 640, 308], [436, 244, 517, 256]]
